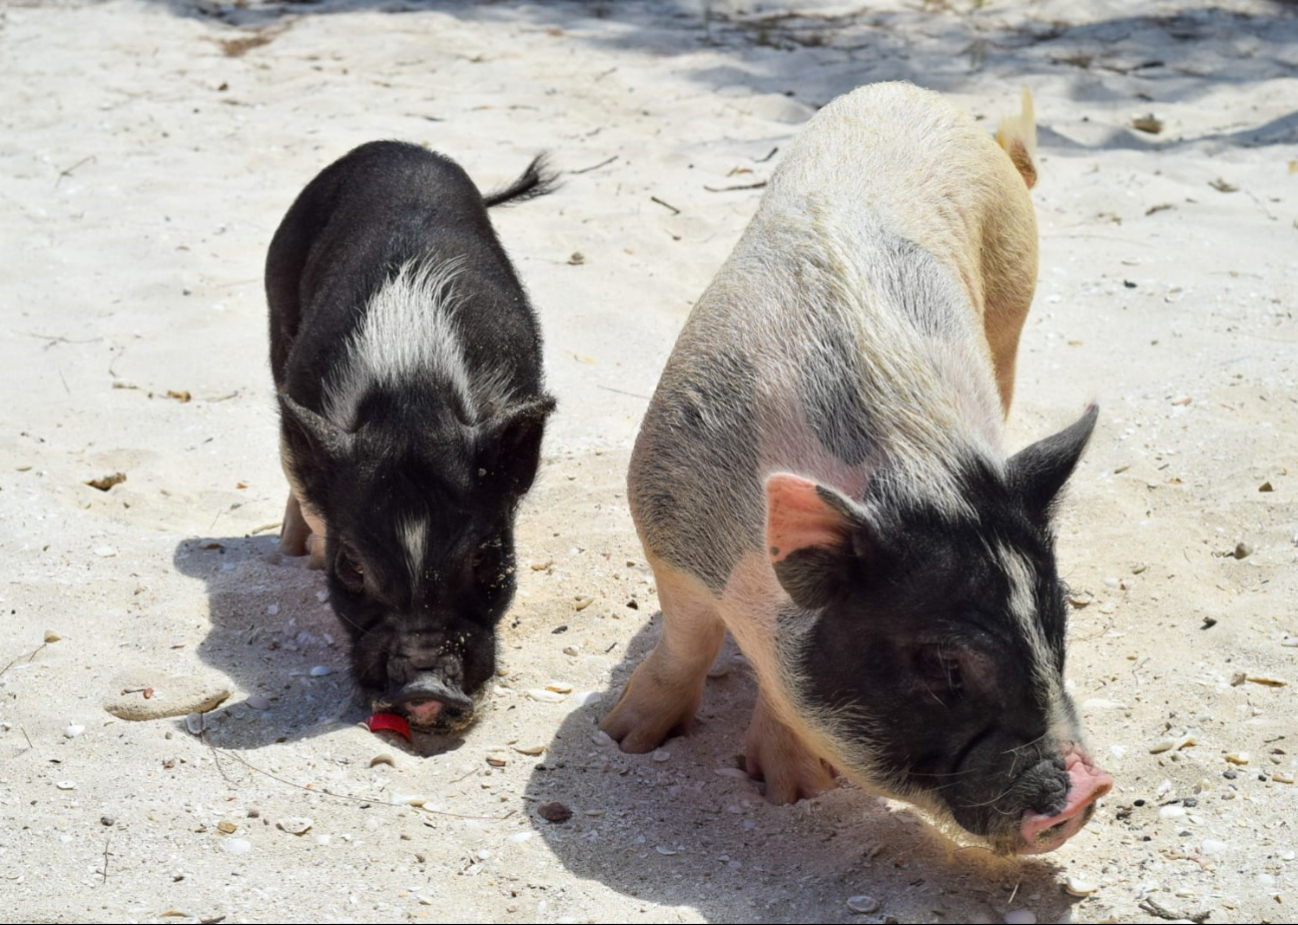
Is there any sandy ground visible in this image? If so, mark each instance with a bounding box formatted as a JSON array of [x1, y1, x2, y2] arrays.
[[2, 0, 1297, 922]]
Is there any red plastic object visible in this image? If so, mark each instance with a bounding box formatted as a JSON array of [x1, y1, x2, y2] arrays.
[[367, 712, 411, 741]]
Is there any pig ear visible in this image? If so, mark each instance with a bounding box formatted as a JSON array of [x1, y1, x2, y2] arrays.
[[476, 394, 557, 496], [1007, 404, 1098, 525], [766, 474, 874, 610], [278, 394, 352, 494]]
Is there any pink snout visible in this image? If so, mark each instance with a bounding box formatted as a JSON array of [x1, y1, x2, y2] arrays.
[[1019, 752, 1113, 854]]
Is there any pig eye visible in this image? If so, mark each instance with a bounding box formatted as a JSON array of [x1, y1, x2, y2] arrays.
[[335, 546, 366, 594], [916, 648, 964, 696]]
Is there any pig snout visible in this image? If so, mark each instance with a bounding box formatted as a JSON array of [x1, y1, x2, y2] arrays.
[[1017, 751, 1112, 854], [382, 675, 476, 730]]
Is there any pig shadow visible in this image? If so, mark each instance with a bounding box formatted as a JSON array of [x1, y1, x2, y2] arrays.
[[172, 533, 464, 759], [526, 612, 1088, 924]]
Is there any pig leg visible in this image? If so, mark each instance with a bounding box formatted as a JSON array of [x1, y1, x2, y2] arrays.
[[602, 558, 725, 753], [745, 687, 837, 804], [280, 492, 311, 557]]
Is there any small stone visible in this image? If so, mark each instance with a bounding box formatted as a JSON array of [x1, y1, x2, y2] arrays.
[[1150, 732, 1196, 754], [217, 821, 237, 835], [44, 630, 61, 643], [1067, 592, 1093, 609], [513, 744, 546, 756], [55, 781, 76, 791], [1159, 805, 1186, 819], [545, 681, 573, 694], [1274, 772, 1295, 784], [538, 801, 572, 823], [94, 546, 118, 558], [309, 666, 333, 677], [100, 816, 115, 827], [64, 724, 85, 739], [247, 808, 260, 818], [1223, 769, 1238, 780], [1004, 911, 1036, 925], [530, 560, 553, 571], [1063, 876, 1097, 897], [562, 645, 580, 656], [370, 753, 396, 768], [652, 749, 671, 763], [266, 603, 279, 616], [1225, 752, 1250, 765], [395, 794, 428, 806], [847, 895, 881, 914], [1233, 542, 1252, 559], [656, 846, 678, 856], [245, 694, 271, 711], [1259, 481, 1273, 492], [1131, 114, 1163, 134], [315, 590, 329, 603], [222, 838, 252, 855], [278, 817, 313, 835], [572, 595, 594, 611], [568, 251, 586, 266], [486, 756, 507, 768]]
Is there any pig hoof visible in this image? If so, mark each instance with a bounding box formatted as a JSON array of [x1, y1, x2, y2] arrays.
[[600, 683, 700, 753]]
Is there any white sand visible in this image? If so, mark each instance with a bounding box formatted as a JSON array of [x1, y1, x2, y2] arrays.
[[2, 0, 1296, 921]]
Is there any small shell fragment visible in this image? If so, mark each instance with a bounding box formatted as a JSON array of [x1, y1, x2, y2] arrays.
[[1225, 752, 1250, 765], [656, 846, 678, 856], [1274, 772, 1295, 784], [530, 560, 553, 571], [545, 682, 573, 694], [308, 666, 334, 677], [1063, 876, 1098, 897], [278, 817, 313, 835], [1150, 732, 1196, 754], [44, 630, 62, 643], [486, 755, 507, 768], [1282, 636, 1298, 648], [651, 749, 671, 763], [395, 794, 428, 807], [513, 744, 546, 756], [56, 781, 76, 791], [217, 821, 237, 835], [64, 724, 85, 739], [847, 895, 880, 914], [526, 688, 566, 703], [572, 595, 595, 611], [369, 753, 396, 768]]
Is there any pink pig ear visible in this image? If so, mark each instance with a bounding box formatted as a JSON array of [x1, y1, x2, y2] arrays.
[[766, 474, 873, 609]]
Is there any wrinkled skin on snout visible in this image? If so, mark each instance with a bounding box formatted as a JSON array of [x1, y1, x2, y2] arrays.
[[280, 392, 553, 733], [769, 407, 1112, 854]]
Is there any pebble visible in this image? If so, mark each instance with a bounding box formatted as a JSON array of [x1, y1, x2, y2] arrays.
[[217, 821, 237, 834], [1225, 752, 1250, 765], [246, 694, 271, 710], [1274, 772, 1295, 784], [185, 712, 205, 735], [545, 681, 574, 694], [486, 756, 507, 768], [103, 672, 230, 721], [395, 794, 428, 807], [315, 590, 329, 602], [1159, 805, 1186, 819], [56, 781, 76, 791], [64, 724, 85, 739], [651, 749, 671, 763], [309, 666, 333, 677], [100, 816, 115, 827], [1004, 911, 1036, 925], [847, 895, 881, 914], [1282, 851, 1296, 862], [526, 689, 566, 703], [222, 838, 252, 855], [513, 744, 546, 756], [94, 546, 118, 558], [562, 646, 580, 657], [43, 630, 61, 643], [530, 560, 553, 571], [278, 817, 313, 835], [1150, 732, 1196, 754], [1234, 542, 1252, 559], [538, 801, 572, 823], [266, 603, 279, 616], [370, 753, 396, 768], [1063, 876, 1098, 897]]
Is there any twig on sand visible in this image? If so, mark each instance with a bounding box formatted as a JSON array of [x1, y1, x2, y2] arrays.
[[650, 195, 681, 215], [55, 155, 96, 189], [101, 837, 112, 884], [754, 147, 779, 163], [596, 384, 650, 400], [0, 642, 48, 679], [202, 733, 515, 821], [704, 181, 767, 192], [1139, 897, 1210, 923], [569, 155, 618, 175]]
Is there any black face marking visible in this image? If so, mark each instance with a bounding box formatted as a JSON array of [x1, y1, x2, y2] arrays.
[[632, 347, 762, 593], [780, 458, 1077, 848]]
